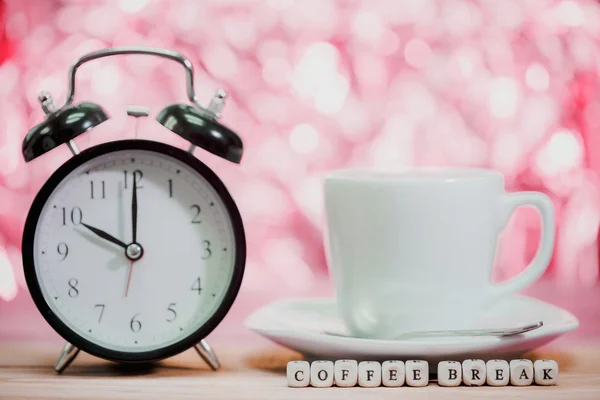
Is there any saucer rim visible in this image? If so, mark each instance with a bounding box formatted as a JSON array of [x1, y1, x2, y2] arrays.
[[245, 293, 580, 345]]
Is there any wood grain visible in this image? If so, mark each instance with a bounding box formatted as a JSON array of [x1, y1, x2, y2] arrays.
[[1, 342, 600, 399]]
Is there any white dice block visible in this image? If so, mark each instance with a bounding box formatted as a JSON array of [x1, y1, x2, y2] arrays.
[[334, 360, 358, 387], [287, 361, 310, 387], [358, 361, 381, 387], [405, 360, 429, 387], [310, 361, 334, 387], [510, 359, 534, 386], [437, 361, 462, 387], [462, 359, 486, 386], [534, 359, 559, 385], [486, 359, 509, 386], [382, 360, 405, 387]]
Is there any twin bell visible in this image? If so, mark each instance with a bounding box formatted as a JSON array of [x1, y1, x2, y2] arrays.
[[21, 47, 243, 165]]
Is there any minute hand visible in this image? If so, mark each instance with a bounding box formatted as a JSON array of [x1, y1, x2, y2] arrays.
[[132, 173, 138, 243], [81, 222, 128, 249]]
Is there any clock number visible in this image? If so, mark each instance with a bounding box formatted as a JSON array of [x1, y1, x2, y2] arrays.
[[57, 242, 68, 261], [202, 240, 212, 260], [191, 277, 202, 294], [168, 179, 173, 198], [190, 205, 201, 224], [68, 278, 79, 298], [166, 303, 177, 322], [124, 170, 143, 189], [94, 304, 105, 323], [90, 181, 106, 199], [130, 313, 142, 333], [62, 207, 83, 225]]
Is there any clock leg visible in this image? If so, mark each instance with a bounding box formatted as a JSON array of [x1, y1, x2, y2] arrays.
[[54, 342, 80, 373], [194, 339, 220, 371]]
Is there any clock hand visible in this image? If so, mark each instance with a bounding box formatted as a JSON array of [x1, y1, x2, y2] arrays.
[[132, 172, 138, 243], [125, 260, 134, 297], [127, 175, 139, 298], [80, 223, 128, 249]]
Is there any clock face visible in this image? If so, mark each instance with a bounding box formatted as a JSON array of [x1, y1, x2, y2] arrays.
[[23, 140, 245, 362]]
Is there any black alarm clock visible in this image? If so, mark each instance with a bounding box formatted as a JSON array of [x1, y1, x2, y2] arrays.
[[20, 47, 246, 373]]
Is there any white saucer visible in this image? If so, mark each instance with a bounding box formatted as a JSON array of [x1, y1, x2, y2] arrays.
[[245, 294, 579, 362]]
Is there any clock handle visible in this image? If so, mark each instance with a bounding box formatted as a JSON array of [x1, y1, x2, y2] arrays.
[[57, 47, 214, 117]]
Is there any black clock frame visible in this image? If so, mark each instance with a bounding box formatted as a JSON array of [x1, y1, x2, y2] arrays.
[[22, 139, 246, 363]]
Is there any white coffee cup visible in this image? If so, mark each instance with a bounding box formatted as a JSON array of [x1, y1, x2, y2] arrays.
[[324, 168, 555, 340]]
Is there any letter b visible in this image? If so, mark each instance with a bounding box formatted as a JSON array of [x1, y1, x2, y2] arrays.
[[448, 369, 457, 380]]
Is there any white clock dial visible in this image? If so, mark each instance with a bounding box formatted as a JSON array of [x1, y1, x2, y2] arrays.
[[31, 148, 238, 353]]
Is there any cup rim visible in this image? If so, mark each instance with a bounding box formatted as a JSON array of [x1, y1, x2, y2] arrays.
[[324, 167, 504, 182]]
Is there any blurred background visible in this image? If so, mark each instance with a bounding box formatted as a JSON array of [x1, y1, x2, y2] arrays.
[[1, 0, 600, 344]]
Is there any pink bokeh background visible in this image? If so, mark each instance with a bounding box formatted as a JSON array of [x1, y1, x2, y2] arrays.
[[1, 0, 600, 343]]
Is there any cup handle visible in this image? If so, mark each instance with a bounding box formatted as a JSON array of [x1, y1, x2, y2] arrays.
[[489, 192, 555, 300]]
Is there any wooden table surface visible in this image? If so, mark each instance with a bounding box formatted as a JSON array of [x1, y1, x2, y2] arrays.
[[2, 282, 600, 399], [1, 342, 599, 399]]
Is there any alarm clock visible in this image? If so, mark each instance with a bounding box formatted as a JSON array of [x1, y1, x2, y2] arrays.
[[20, 47, 246, 373]]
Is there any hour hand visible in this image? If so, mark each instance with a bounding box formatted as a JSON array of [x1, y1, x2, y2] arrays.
[[80, 222, 127, 249]]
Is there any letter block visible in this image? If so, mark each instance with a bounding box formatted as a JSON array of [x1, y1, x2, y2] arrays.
[[287, 361, 310, 388], [534, 359, 559, 385], [358, 361, 382, 387], [405, 360, 429, 387], [310, 361, 334, 387], [510, 359, 534, 386], [437, 361, 462, 387], [382, 360, 405, 387], [334, 360, 358, 387], [486, 359, 509, 386], [462, 359, 486, 386], [287, 358, 556, 388]]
